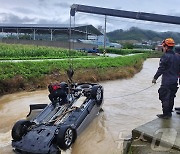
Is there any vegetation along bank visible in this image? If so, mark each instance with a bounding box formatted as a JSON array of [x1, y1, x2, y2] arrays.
[[0, 43, 161, 96], [0, 54, 148, 95]]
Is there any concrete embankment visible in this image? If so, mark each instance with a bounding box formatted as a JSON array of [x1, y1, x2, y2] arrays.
[[128, 112, 180, 153]]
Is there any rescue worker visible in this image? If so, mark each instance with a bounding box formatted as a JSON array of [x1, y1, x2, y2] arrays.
[[48, 82, 68, 106], [152, 38, 180, 119]]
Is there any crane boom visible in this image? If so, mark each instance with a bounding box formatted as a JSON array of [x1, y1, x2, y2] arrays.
[[70, 4, 180, 25]]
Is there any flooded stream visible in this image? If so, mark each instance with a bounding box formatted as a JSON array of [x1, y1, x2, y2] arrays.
[[1, 58, 180, 154]]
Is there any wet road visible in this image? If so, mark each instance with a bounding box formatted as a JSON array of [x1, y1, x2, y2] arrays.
[[1, 58, 180, 154]]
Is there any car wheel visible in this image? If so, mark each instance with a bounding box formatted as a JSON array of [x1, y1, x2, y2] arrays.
[[12, 120, 32, 141], [91, 85, 103, 106], [57, 127, 75, 150]]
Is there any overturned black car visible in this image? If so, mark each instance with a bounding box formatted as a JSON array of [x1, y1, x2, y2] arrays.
[[11, 81, 103, 154]]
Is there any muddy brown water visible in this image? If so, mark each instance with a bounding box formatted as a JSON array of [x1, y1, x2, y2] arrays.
[[1, 58, 180, 154]]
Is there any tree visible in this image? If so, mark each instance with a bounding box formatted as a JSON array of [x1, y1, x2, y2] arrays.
[[123, 42, 134, 49]]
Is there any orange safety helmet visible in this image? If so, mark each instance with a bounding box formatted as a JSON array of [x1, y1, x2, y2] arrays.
[[162, 38, 175, 47]]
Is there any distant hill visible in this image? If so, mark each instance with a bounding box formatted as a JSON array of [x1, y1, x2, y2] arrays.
[[107, 27, 180, 43]]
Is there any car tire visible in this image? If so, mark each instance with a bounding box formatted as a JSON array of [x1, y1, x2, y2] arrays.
[[91, 85, 103, 106], [57, 127, 75, 150], [12, 120, 32, 141]]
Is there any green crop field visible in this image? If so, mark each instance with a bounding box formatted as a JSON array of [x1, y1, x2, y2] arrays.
[[0, 43, 87, 60], [0, 43, 154, 60], [0, 53, 148, 80]]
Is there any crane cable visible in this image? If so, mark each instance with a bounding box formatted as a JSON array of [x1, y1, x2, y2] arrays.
[[68, 14, 74, 71]]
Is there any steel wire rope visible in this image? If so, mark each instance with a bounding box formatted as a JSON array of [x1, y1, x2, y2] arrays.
[[68, 14, 72, 68], [105, 80, 160, 100], [102, 80, 160, 143], [68, 14, 76, 72], [71, 15, 76, 70]]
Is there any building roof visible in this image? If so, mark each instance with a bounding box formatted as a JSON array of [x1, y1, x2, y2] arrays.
[[0, 24, 102, 36]]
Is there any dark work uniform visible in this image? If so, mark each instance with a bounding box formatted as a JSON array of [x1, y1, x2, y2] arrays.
[[154, 50, 180, 115]]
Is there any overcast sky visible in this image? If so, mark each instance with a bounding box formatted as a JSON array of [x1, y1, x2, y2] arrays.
[[0, 0, 180, 32]]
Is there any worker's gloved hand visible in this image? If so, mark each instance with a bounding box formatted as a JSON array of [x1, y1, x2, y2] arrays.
[[152, 78, 156, 84]]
